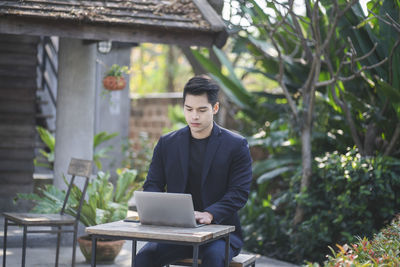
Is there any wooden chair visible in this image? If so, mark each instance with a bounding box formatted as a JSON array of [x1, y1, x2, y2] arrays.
[[2, 158, 92, 267], [168, 253, 257, 267]]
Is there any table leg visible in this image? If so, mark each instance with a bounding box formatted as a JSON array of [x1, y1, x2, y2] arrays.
[[3, 218, 8, 267], [22, 225, 27, 267], [224, 234, 230, 267], [131, 240, 137, 267], [91, 236, 97, 267], [192, 244, 199, 267]]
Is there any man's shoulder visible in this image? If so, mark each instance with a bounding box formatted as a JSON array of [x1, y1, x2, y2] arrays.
[[217, 125, 246, 142], [160, 126, 189, 141]]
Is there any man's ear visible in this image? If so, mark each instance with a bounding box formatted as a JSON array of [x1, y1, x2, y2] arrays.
[[213, 102, 220, 114]]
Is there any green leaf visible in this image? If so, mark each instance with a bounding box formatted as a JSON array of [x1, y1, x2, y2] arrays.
[[192, 49, 255, 111], [378, 79, 400, 104], [114, 169, 137, 203], [253, 157, 300, 177], [36, 126, 55, 151], [257, 166, 297, 184], [93, 131, 118, 149], [212, 46, 245, 91]]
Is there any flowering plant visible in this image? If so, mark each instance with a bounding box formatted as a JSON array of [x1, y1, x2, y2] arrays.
[[307, 215, 400, 266]]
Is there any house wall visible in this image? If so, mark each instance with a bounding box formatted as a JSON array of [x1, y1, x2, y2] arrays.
[[94, 44, 133, 176], [0, 34, 39, 211]]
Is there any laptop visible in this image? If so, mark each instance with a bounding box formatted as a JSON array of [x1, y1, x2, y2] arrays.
[[134, 191, 204, 228]]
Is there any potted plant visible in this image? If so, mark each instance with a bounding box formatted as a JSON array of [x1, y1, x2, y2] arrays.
[[102, 64, 129, 91], [34, 126, 118, 170], [16, 168, 140, 263]]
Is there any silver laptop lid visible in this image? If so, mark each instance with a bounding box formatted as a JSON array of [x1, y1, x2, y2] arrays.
[[134, 191, 200, 228]]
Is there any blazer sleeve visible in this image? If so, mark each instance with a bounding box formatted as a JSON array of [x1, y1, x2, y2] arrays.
[[204, 138, 252, 223], [143, 137, 166, 192]]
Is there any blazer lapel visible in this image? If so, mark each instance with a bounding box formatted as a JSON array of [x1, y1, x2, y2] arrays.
[[178, 126, 190, 189], [201, 123, 221, 187]]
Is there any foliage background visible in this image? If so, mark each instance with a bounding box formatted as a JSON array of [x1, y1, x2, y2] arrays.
[[129, 44, 193, 95], [193, 0, 400, 264], [109, 0, 400, 264]]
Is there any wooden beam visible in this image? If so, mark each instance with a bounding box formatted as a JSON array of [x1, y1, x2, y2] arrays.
[[192, 0, 225, 31], [0, 17, 217, 47], [192, 0, 227, 47]]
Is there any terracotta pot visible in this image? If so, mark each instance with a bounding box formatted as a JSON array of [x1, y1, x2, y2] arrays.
[[102, 76, 126, 91], [78, 235, 125, 264]]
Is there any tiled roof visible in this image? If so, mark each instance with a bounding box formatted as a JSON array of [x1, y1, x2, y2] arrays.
[[0, 0, 226, 47]]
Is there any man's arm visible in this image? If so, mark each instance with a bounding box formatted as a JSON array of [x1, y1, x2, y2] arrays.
[[204, 138, 252, 223], [142, 138, 166, 192]]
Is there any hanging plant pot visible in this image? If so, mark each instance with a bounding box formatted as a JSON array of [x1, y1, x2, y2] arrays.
[[103, 76, 126, 91]]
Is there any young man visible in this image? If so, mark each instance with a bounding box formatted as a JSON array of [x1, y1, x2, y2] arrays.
[[135, 75, 253, 267]]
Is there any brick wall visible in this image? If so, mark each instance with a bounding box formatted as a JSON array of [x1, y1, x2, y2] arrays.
[[129, 92, 267, 162], [130, 92, 182, 148]]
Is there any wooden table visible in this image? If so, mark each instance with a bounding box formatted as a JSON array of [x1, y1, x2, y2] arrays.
[[86, 221, 235, 267]]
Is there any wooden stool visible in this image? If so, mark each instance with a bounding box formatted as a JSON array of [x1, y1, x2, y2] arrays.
[[168, 253, 257, 267]]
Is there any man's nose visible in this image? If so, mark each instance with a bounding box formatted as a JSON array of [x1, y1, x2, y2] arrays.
[[193, 112, 200, 119]]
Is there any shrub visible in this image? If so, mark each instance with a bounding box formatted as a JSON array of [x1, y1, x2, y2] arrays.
[[240, 148, 400, 264], [307, 214, 400, 266]]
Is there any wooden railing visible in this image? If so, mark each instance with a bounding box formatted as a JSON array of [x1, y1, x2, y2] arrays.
[[36, 36, 58, 132]]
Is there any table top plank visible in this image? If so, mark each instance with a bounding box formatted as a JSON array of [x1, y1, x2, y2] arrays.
[[86, 221, 235, 243], [3, 212, 75, 225]]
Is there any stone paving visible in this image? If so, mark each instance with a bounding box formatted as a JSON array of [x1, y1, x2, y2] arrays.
[[0, 214, 299, 267], [1, 242, 299, 267]]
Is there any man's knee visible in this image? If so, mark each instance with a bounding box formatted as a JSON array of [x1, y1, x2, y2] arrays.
[[135, 243, 158, 267], [203, 248, 226, 264], [201, 240, 234, 266]]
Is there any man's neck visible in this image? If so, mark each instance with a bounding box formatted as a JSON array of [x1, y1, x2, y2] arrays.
[[190, 123, 213, 139]]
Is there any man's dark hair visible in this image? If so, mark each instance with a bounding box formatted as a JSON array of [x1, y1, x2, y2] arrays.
[[183, 75, 220, 106]]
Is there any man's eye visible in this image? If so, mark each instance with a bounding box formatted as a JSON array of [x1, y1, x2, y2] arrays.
[[200, 109, 207, 112]]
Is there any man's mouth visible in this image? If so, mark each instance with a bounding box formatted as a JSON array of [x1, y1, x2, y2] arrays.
[[190, 123, 200, 127]]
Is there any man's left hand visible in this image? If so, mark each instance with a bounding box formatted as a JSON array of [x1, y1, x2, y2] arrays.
[[194, 211, 213, 224]]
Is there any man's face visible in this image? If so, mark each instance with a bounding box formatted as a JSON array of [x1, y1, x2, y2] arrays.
[[183, 93, 219, 139]]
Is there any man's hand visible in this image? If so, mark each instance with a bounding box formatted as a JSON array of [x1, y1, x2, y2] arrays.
[[194, 211, 213, 224]]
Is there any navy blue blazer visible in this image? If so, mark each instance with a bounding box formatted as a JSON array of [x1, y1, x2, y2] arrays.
[[143, 123, 253, 250]]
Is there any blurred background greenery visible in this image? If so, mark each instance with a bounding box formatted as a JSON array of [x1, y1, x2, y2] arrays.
[[44, 0, 397, 265]]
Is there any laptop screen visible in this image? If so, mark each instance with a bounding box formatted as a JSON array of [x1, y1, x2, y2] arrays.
[[134, 191, 203, 228]]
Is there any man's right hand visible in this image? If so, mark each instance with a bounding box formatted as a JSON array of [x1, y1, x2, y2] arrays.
[[194, 211, 213, 224]]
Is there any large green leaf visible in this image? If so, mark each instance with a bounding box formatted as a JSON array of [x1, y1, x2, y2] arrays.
[[114, 169, 137, 203], [247, 36, 280, 75], [212, 46, 245, 91], [253, 156, 300, 177], [377, 79, 400, 118], [93, 131, 118, 149], [378, 79, 400, 104], [36, 126, 55, 151], [192, 49, 255, 111], [257, 166, 297, 184]]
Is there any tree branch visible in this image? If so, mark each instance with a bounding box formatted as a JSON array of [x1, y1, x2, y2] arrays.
[[384, 123, 400, 156], [316, 56, 388, 87], [324, 52, 365, 155]]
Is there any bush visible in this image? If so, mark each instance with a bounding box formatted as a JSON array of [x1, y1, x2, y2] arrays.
[[240, 148, 400, 264], [308, 214, 400, 266]]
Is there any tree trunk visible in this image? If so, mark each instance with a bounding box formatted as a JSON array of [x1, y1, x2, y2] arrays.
[[293, 121, 312, 225], [179, 46, 206, 75], [166, 46, 175, 92], [364, 123, 377, 156]]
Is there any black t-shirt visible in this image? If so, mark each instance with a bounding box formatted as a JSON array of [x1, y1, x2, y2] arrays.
[[185, 135, 210, 211]]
